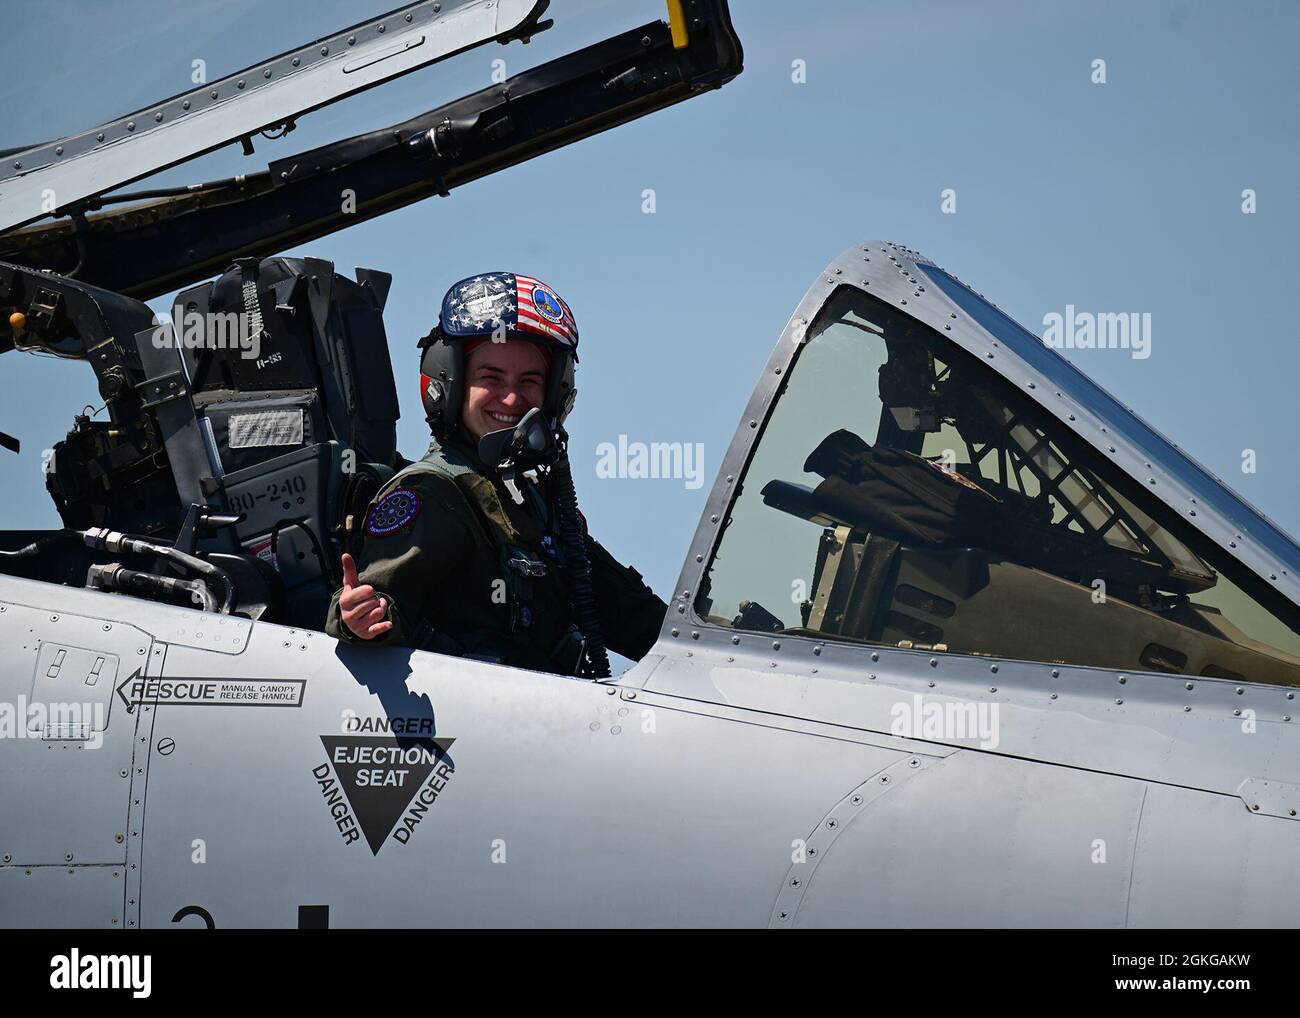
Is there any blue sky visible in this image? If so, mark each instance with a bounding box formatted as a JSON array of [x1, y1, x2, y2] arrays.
[[2, 0, 1298, 611]]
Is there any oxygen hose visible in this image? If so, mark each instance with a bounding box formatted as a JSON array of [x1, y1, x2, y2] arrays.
[[550, 453, 611, 679]]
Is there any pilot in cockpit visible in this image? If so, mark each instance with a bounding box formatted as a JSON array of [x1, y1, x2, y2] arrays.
[[325, 273, 667, 676]]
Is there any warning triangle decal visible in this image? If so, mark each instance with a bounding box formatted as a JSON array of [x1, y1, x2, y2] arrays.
[[319, 735, 455, 855]]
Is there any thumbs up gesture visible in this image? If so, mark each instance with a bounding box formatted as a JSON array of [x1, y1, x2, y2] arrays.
[[339, 552, 393, 640]]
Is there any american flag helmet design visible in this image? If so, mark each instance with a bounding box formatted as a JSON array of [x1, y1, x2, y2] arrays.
[[439, 272, 578, 357]]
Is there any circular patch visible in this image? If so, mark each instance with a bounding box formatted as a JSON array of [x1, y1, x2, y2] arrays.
[[365, 488, 422, 537], [532, 284, 565, 324]]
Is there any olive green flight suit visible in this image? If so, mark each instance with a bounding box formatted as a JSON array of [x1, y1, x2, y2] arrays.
[[325, 435, 667, 673]]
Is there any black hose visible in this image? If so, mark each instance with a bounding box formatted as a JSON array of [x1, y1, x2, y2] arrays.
[[0, 530, 79, 558], [81, 528, 236, 613], [105, 566, 216, 611], [550, 453, 610, 679], [130, 539, 234, 614]]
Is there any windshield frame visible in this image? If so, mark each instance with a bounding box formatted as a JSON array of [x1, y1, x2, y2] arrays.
[[666, 241, 1300, 671]]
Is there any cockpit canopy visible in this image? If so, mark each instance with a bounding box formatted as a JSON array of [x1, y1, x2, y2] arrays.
[[696, 255, 1300, 687]]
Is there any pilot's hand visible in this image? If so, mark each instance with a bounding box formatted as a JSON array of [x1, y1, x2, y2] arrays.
[[339, 552, 393, 640]]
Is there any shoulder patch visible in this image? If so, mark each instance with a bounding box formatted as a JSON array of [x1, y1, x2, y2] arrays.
[[365, 487, 422, 537]]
